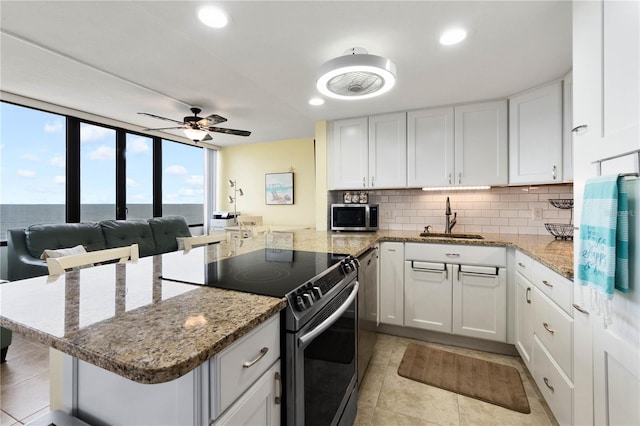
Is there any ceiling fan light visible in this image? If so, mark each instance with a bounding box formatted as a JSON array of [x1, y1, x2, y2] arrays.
[[183, 128, 208, 142], [316, 49, 396, 100]]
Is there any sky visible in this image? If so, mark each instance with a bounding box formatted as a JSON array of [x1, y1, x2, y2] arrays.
[[0, 102, 204, 205]]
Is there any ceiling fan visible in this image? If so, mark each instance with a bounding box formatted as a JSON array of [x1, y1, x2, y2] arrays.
[[138, 107, 251, 142]]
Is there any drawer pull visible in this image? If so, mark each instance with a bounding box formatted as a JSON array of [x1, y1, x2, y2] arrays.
[[243, 347, 269, 368], [571, 124, 588, 134], [572, 303, 590, 315], [543, 322, 556, 334], [543, 377, 555, 392], [445, 253, 460, 258], [274, 372, 282, 404], [542, 280, 554, 288], [518, 262, 526, 268], [526, 287, 532, 304]]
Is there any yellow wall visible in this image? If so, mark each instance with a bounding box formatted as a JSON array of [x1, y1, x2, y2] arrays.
[[218, 138, 316, 227]]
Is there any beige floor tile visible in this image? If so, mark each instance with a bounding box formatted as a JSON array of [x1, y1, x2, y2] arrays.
[[0, 410, 20, 426], [0, 370, 50, 422], [358, 363, 387, 408], [19, 407, 51, 425], [377, 365, 461, 426], [457, 393, 553, 426], [371, 407, 442, 426], [354, 405, 375, 426], [1, 345, 49, 387]]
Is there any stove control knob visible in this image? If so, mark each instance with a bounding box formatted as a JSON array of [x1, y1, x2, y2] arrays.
[[303, 293, 314, 306], [312, 286, 323, 300], [296, 295, 306, 311]]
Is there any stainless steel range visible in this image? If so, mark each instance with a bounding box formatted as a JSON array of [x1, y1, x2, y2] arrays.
[[161, 248, 359, 426]]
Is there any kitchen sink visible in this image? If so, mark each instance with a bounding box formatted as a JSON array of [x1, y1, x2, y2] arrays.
[[418, 232, 484, 240]]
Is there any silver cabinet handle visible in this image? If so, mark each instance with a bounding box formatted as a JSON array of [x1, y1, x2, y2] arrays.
[[571, 124, 588, 134], [458, 172, 462, 184], [362, 177, 366, 188], [243, 347, 269, 368], [518, 262, 526, 268], [543, 322, 555, 334], [552, 165, 557, 180], [543, 377, 554, 392], [371, 176, 374, 187], [572, 303, 589, 315], [449, 173, 452, 184], [445, 253, 460, 258], [526, 287, 531, 304], [542, 280, 553, 288], [274, 372, 282, 404]]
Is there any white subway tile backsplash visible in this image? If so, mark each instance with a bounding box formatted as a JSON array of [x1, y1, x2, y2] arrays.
[[365, 184, 573, 235]]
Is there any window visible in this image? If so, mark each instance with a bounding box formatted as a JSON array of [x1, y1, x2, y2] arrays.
[[80, 123, 116, 222], [125, 134, 153, 219], [162, 139, 204, 225], [0, 103, 66, 240]]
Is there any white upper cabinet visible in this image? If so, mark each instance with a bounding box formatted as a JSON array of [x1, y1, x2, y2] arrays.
[[562, 72, 573, 182], [509, 81, 563, 185], [368, 112, 407, 189], [328, 117, 369, 190], [407, 107, 455, 187], [454, 100, 509, 186], [408, 100, 508, 188], [328, 113, 406, 190]]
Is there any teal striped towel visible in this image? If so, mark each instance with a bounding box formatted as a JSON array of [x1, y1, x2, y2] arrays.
[[577, 175, 630, 301]]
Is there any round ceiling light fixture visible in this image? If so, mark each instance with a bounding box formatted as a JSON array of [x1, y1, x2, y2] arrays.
[[316, 47, 397, 100], [198, 7, 228, 28], [440, 28, 467, 46]]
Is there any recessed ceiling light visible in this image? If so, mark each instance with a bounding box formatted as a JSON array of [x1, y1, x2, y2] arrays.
[[440, 28, 467, 46], [309, 98, 325, 106], [198, 7, 228, 28]]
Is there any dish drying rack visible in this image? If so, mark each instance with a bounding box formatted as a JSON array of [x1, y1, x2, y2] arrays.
[[545, 199, 574, 240]]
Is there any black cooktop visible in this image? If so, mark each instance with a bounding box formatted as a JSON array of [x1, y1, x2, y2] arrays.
[[161, 249, 346, 298]]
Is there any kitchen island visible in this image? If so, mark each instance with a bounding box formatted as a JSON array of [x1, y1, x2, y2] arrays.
[[0, 228, 572, 425]]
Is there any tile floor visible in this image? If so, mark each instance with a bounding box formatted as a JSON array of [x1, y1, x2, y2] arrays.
[[1, 332, 557, 426], [355, 333, 558, 426], [0, 333, 50, 426]]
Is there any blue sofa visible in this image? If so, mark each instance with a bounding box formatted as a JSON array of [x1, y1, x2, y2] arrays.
[[3, 216, 193, 362]]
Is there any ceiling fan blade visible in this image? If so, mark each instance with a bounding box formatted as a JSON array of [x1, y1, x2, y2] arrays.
[[197, 114, 227, 127], [142, 126, 187, 131], [137, 112, 185, 125], [207, 126, 251, 137]]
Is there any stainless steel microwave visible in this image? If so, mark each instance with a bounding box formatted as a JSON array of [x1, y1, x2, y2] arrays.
[[331, 204, 379, 231]]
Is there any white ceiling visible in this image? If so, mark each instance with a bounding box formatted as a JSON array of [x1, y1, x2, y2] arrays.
[[0, 1, 572, 147]]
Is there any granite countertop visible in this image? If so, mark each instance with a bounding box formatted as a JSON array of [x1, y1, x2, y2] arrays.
[[0, 228, 573, 385]]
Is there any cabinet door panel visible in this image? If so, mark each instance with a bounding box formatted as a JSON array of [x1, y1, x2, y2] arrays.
[[452, 267, 506, 342], [407, 107, 454, 187], [329, 117, 368, 190], [509, 81, 563, 185], [379, 242, 404, 326], [404, 262, 452, 333], [515, 272, 533, 368], [369, 112, 407, 188], [454, 101, 508, 186]]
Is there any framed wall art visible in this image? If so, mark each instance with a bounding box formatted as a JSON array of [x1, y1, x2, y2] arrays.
[[265, 172, 294, 205]]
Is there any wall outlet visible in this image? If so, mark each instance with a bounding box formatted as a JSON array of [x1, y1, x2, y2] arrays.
[[533, 208, 543, 220]]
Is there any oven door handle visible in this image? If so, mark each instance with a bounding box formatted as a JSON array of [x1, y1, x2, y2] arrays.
[[298, 281, 359, 349]]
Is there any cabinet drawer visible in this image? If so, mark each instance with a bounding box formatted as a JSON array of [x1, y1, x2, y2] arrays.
[[533, 337, 573, 426], [514, 250, 534, 282], [532, 288, 573, 379], [532, 261, 573, 314], [211, 315, 280, 418], [404, 243, 506, 267]]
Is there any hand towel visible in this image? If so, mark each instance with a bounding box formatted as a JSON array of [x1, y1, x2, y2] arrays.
[[577, 175, 631, 319]]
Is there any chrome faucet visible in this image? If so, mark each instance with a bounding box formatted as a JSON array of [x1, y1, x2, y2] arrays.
[[445, 197, 457, 234]]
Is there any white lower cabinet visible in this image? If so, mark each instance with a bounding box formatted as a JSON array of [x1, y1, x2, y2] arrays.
[[399, 243, 507, 343], [533, 336, 574, 426], [404, 261, 452, 333], [453, 265, 507, 342], [65, 315, 281, 426], [379, 242, 405, 326], [213, 362, 281, 426], [514, 271, 534, 369]]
